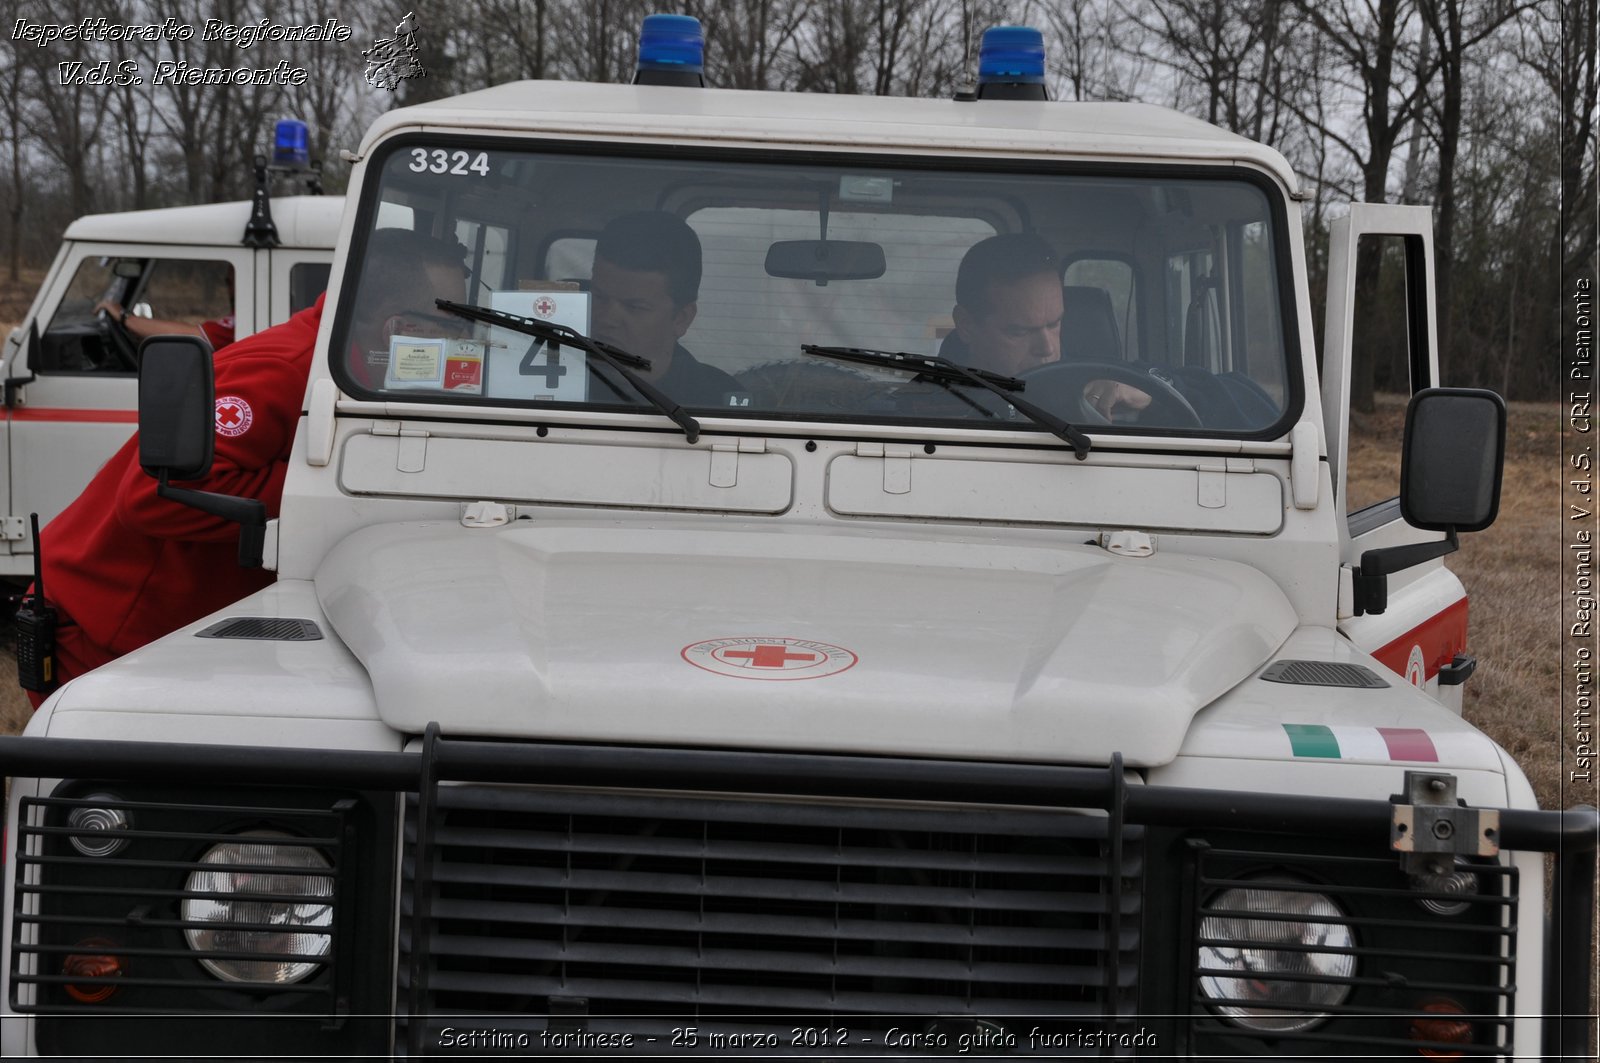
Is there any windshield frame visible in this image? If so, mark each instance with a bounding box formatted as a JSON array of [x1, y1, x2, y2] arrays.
[[330, 132, 1305, 444]]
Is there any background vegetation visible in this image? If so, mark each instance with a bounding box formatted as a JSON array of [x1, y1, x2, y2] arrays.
[[1, 0, 1593, 402]]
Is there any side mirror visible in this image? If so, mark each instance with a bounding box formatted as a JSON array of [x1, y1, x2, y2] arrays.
[[136, 336, 267, 568], [1401, 387, 1505, 532], [1353, 387, 1508, 616], [138, 336, 214, 480]]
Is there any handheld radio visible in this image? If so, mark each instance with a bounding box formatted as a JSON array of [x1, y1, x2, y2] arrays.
[[14, 513, 58, 694]]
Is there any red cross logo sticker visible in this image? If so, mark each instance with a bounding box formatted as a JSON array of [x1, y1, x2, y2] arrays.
[[533, 296, 557, 318], [682, 637, 857, 681], [214, 395, 253, 437]]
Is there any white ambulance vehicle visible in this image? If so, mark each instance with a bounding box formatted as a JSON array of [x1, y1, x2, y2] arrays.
[[0, 194, 339, 573], [0, 21, 1591, 1060]]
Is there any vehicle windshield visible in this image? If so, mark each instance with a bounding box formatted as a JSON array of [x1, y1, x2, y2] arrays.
[[332, 139, 1296, 437]]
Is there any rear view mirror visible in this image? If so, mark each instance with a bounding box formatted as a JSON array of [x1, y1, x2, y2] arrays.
[[138, 336, 214, 481], [1400, 388, 1505, 532], [765, 240, 886, 283]]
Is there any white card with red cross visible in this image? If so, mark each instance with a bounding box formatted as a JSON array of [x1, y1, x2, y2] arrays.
[[487, 290, 590, 403]]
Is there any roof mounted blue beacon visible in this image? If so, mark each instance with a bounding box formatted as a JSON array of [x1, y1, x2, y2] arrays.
[[634, 14, 705, 87], [976, 26, 1049, 100], [272, 119, 311, 168]]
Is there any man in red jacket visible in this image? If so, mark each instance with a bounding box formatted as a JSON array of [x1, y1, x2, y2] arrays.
[[23, 229, 469, 706]]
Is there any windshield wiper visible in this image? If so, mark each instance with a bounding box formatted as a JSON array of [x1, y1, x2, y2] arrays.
[[802, 344, 1091, 459], [437, 299, 702, 443]]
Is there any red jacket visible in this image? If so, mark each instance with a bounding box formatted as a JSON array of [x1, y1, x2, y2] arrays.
[[34, 296, 323, 692]]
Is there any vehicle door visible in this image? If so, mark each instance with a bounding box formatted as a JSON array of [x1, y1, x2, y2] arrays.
[[4, 244, 256, 557], [1322, 203, 1467, 708]]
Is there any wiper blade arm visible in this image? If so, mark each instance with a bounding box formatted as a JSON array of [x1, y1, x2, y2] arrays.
[[802, 344, 1091, 459], [437, 299, 702, 444]]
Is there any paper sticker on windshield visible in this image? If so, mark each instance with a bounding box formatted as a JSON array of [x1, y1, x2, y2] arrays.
[[385, 335, 446, 389], [682, 637, 857, 681]]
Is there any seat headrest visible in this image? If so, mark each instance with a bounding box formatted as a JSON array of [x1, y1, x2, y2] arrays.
[[1060, 285, 1122, 363]]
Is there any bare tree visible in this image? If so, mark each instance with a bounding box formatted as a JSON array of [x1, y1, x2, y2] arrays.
[[16, 0, 114, 219], [1414, 0, 1531, 358], [1289, 0, 1439, 411], [0, 0, 30, 280]]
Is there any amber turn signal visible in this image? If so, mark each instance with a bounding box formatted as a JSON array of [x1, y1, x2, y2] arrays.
[[62, 939, 122, 1003], [1410, 998, 1473, 1060]]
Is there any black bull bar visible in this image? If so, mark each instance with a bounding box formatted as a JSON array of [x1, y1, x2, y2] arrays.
[[0, 730, 1592, 1056]]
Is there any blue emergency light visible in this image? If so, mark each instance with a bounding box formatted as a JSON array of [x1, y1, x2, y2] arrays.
[[976, 26, 1049, 100], [633, 14, 705, 87], [272, 119, 310, 168]]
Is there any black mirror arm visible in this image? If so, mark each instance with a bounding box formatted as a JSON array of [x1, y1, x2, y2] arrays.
[[155, 470, 268, 569], [1353, 529, 1459, 617]]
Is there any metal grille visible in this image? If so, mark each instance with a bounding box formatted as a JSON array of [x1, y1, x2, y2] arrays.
[[1185, 846, 1517, 1058], [194, 616, 323, 641], [10, 793, 347, 1017], [398, 785, 1143, 1052], [1258, 661, 1388, 689]]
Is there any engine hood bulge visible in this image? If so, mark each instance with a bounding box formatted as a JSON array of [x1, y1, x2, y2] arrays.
[[315, 520, 1298, 765]]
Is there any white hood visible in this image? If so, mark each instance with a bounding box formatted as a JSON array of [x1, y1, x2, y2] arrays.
[[315, 520, 1298, 765]]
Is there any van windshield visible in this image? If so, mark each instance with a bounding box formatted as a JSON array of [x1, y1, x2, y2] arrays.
[[331, 140, 1296, 437]]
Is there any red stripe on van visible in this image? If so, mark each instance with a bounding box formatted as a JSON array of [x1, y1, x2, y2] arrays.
[[1371, 598, 1470, 682], [7, 408, 139, 423]]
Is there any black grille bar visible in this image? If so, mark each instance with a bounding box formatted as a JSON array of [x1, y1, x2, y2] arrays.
[[396, 779, 1144, 1053], [1184, 845, 1518, 1058], [0, 733, 1593, 1058], [9, 793, 348, 1017], [0, 734, 1591, 850]]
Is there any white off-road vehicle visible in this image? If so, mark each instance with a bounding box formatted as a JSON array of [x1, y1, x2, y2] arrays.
[[0, 22, 1592, 1059], [0, 189, 339, 572]]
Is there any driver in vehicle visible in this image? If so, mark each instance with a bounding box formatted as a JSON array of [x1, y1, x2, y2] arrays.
[[946, 232, 1152, 421], [589, 212, 738, 403], [95, 272, 237, 353]]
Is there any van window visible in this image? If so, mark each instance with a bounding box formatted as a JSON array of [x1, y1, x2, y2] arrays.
[[290, 262, 332, 314], [41, 257, 234, 373]]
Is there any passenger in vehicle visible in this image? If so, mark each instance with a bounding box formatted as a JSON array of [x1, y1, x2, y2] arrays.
[[21, 230, 470, 706], [345, 228, 473, 390], [589, 212, 739, 403], [946, 232, 1151, 421]]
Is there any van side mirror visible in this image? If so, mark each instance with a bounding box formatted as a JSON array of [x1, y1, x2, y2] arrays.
[[136, 336, 267, 568], [1401, 388, 1505, 532], [138, 337, 215, 479], [1353, 387, 1507, 616]]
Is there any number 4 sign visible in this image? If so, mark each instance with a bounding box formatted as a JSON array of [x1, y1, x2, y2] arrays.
[[487, 290, 591, 402]]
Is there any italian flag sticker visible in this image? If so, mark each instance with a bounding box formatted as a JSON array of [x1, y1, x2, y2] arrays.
[[1283, 724, 1438, 762]]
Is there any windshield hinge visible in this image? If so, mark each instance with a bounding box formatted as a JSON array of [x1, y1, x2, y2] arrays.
[[372, 421, 429, 472], [708, 438, 767, 488], [854, 442, 914, 494], [1196, 458, 1255, 509], [1390, 771, 1499, 876]]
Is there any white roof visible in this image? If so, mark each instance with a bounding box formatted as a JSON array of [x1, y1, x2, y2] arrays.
[[64, 195, 343, 249], [361, 81, 1300, 192]]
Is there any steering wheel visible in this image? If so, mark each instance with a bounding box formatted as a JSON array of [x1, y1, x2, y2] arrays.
[[1017, 361, 1202, 429], [95, 309, 141, 372]]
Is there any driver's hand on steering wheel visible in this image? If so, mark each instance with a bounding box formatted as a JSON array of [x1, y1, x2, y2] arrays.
[[1085, 379, 1153, 420], [93, 299, 124, 321]]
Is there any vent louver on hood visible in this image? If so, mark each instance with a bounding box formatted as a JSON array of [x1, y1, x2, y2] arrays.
[[195, 617, 323, 641], [1259, 660, 1388, 688]]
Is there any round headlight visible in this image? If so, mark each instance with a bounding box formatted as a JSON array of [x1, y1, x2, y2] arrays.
[[181, 830, 333, 984], [1197, 882, 1355, 1032]]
